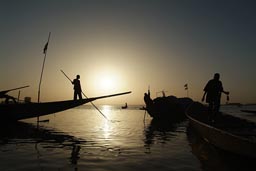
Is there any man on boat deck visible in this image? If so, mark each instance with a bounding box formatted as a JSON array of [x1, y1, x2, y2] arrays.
[[202, 73, 229, 112], [72, 75, 82, 100]]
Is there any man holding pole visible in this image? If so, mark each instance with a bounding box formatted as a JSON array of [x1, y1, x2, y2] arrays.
[[72, 75, 82, 100]]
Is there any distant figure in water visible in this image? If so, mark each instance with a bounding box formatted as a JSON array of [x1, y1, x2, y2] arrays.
[[202, 73, 229, 112], [72, 75, 82, 100]]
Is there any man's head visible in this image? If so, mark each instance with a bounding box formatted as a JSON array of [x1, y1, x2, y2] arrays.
[[214, 73, 220, 80], [76, 75, 80, 79]]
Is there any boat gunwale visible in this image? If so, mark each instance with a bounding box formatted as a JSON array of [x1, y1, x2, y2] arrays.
[[186, 112, 256, 143]]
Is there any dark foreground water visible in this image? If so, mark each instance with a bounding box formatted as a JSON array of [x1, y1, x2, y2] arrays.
[[0, 104, 255, 171]]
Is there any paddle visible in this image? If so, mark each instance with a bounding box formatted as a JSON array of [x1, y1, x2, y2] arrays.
[[60, 69, 116, 122]]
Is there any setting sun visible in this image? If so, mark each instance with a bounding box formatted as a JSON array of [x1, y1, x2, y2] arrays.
[[100, 76, 115, 90], [93, 71, 120, 93]]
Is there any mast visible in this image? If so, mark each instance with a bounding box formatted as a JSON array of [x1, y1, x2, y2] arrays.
[[37, 32, 51, 123], [38, 32, 51, 103]]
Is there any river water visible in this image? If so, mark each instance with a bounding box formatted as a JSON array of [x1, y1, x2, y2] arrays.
[[0, 104, 255, 171]]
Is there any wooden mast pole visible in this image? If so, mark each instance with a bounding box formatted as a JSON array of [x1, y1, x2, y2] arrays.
[[37, 32, 51, 122]]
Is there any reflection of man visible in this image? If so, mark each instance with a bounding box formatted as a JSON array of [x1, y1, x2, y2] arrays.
[[72, 75, 82, 100], [202, 73, 229, 112]]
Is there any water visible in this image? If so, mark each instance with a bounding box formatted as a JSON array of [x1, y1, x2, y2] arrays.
[[0, 105, 255, 171]]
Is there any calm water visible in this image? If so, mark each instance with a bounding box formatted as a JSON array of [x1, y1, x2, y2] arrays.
[[0, 104, 255, 171]]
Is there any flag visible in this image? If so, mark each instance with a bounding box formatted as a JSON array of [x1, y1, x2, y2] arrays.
[[43, 42, 48, 54], [184, 84, 188, 90]]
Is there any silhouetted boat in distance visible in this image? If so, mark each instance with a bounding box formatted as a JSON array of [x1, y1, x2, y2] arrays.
[[144, 90, 193, 121], [0, 91, 131, 121], [121, 103, 128, 109], [186, 102, 256, 158]]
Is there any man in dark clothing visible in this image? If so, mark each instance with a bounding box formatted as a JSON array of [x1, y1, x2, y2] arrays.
[[72, 75, 82, 100], [202, 73, 229, 112]]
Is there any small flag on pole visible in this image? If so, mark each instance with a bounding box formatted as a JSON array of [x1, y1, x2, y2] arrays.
[[184, 84, 188, 90], [43, 42, 48, 54]]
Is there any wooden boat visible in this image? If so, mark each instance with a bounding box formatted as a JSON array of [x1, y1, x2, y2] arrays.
[[121, 103, 128, 109], [0, 91, 131, 121], [144, 91, 193, 121], [186, 102, 256, 158]]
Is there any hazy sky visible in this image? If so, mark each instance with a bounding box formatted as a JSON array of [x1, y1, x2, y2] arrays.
[[1, 0, 256, 104]]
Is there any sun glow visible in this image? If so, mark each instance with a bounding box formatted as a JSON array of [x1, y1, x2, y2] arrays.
[[95, 71, 119, 92], [101, 76, 115, 90]]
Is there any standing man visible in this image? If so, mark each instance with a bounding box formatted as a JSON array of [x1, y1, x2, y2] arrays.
[[202, 73, 229, 112], [72, 75, 82, 100]]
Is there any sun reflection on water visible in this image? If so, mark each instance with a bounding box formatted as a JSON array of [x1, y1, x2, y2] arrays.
[[101, 105, 113, 140]]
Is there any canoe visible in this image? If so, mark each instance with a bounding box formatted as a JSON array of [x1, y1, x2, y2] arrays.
[[0, 91, 131, 121], [144, 92, 193, 121], [186, 102, 256, 158], [121, 103, 128, 109]]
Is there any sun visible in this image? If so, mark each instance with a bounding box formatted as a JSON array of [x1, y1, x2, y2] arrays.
[[101, 76, 115, 90], [95, 73, 118, 92]]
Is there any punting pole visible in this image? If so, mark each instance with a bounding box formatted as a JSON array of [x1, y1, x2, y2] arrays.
[[37, 32, 51, 123], [60, 70, 112, 122]]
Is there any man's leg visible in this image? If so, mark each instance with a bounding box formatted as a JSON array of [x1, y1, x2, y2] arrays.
[[74, 91, 77, 100], [78, 92, 82, 100], [213, 97, 221, 112], [208, 101, 214, 122]]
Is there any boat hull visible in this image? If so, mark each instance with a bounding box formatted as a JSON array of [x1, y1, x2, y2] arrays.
[[0, 99, 90, 121], [0, 91, 131, 121], [187, 102, 256, 158], [145, 95, 193, 121]]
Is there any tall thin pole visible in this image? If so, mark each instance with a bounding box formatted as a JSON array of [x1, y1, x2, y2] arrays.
[[37, 32, 51, 123], [38, 32, 51, 103]]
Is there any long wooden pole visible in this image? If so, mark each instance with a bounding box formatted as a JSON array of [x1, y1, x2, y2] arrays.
[[60, 69, 110, 121], [37, 32, 51, 123], [38, 32, 51, 103]]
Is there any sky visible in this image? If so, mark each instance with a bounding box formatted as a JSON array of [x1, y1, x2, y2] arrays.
[[1, 0, 256, 105]]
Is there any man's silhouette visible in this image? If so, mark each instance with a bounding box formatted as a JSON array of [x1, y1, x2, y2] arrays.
[[72, 75, 82, 100], [202, 73, 229, 112]]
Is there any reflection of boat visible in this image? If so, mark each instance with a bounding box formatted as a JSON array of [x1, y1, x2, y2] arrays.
[[0, 121, 82, 165], [241, 109, 256, 114], [0, 121, 76, 144], [186, 102, 256, 158], [144, 90, 193, 121], [121, 103, 128, 109], [144, 119, 179, 151], [0, 91, 131, 121]]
